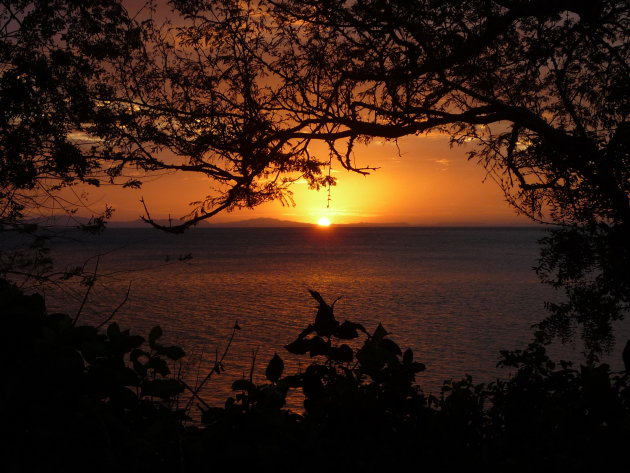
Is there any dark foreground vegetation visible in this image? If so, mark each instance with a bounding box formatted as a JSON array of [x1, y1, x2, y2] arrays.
[[3, 280, 629, 473]]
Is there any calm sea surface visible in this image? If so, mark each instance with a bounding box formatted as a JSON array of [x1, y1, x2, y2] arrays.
[[34, 226, 629, 406]]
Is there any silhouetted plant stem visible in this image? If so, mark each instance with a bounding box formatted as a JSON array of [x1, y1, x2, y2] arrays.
[[96, 281, 131, 329], [249, 348, 258, 383], [74, 255, 99, 325], [185, 321, 240, 411], [180, 380, 211, 410]]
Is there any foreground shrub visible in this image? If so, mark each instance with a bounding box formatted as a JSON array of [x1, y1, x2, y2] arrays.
[[0, 278, 186, 472], [2, 280, 630, 472]]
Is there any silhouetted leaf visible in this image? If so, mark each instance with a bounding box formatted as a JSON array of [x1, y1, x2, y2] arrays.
[[281, 374, 303, 388], [309, 290, 339, 337], [302, 365, 326, 398], [356, 341, 385, 372], [148, 325, 162, 349], [308, 336, 329, 357], [127, 335, 145, 350], [285, 338, 312, 355], [132, 359, 148, 377], [411, 362, 426, 373], [381, 338, 402, 356], [372, 323, 388, 341], [297, 324, 315, 339], [403, 348, 414, 364], [337, 320, 364, 339], [266, 353, 284, 382], [257, 385, 286, 408], [201, 407, 225, 424], [148, 356, 170, 376], [107, 322, 121, 340], [314, 308, 338, 338], [232, 379, 256, 392], [161, 345, 186, 360], [81, 340, 108, 363], [120, 367, 141, 387], [142, 379, 184, 399], [308, 289, 327, 306], [329, 344, 353, 363], [110, 386, 138, 408], [130, 348, 149, 363]]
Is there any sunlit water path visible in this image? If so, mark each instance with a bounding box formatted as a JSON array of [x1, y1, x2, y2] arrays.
[[38, 226, 630, 407]]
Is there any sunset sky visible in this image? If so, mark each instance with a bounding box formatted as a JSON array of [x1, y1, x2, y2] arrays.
[[77, 132, 531, 226], [45, 1, 533, 228]]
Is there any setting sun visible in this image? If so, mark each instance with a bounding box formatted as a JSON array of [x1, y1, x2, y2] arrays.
[[317, 217, 331, 227]]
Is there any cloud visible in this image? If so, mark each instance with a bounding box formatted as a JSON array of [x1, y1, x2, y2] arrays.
[[68, 131, 101, 144], [435, 158, 450, 171]]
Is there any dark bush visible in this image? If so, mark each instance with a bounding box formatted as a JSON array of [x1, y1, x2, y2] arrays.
[[2, 280, 630, 472], [0, 278, 186, 473]]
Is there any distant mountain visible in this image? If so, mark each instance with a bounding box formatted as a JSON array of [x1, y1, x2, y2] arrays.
[[104, 217, 417, 228], [25, 215, 113, 228], [335, 222, 409, 227], [29, 216, 532, 229], [209, 218, 311, 227], [209, 218, 415, 227], [106, 218, 210, 228], [106, 218, 411, 228], [105, 217, 310, 228]]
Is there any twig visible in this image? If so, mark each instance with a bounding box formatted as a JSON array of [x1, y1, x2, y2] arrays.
[[249, 348, 259, 383], [194, 349, 205, 391], [184, 321, 240, 412], [74, 255, 100, 325], [96, 282, 132, 329], [180, 380, 211, 410]]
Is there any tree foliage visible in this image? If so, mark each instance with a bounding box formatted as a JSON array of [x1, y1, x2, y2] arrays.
[[0, 0, 146, 283], [266, 0, 629, 226], [1, 0, 628, 345], [2, 0, 627, 229], [0, 0, 144, 223]]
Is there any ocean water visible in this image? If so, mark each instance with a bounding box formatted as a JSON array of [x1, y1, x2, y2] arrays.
[[31, 226, 629, 406]]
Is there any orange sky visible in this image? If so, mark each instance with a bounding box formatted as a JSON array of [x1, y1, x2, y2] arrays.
[[57, 2, 532, 227], [74, 133, 532, 226]]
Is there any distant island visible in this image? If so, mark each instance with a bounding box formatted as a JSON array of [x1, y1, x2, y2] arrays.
[[111, 218, 538, 228], [208, 218, 312, 227], [31, 215, 537, 229], [107, 217, 411, 228]]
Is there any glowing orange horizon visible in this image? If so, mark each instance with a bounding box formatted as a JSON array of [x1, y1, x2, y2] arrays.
[[63, 135, 534, 226]]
